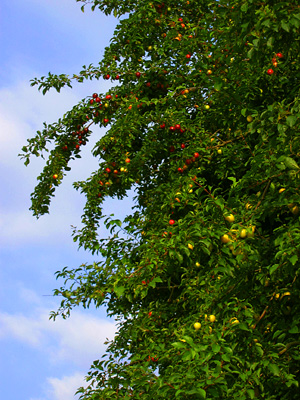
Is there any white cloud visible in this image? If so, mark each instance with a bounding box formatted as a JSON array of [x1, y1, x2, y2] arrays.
[[0, 306, 116, 366], [0, 204, 81, 246], [46, 372, 87, 400], [48, 311, 117, 365], [0, 311, 44, 346], [30, 372, 87, 400]]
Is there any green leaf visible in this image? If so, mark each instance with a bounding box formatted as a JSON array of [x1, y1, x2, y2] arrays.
[[114, 285, 125, 297], [277, 124, 287, 135], [281, 21, 290, 32], [222, 353, 231, 362], [290, 254, 298, 265], [255, 344, 264, 356], [212, 344, 221, 353], [269, 264, 279, 274], [284, 157, 299, 170], [289, 326, 299, 334], [175, 252, 184, 263], [214, 80, 223, 91], [286, 115, 297, 127], [267, 37, 274, 47], [268, 363, 280, 376], [247, 47, 254, 59], [215, 198, 224, 210], [172, 342, 187, 349], [237, 323, 249, 331], [228, 176, 237, 187], [188, 388, 206, 399], [262, 19, 271, 28], [182, 335, 194, 345], [246, 389, 255, 399], [252, 39, 259, 48], [290, 17, 300, 28]]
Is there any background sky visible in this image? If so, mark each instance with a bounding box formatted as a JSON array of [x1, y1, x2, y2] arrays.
[[0, 1, 133, 398]]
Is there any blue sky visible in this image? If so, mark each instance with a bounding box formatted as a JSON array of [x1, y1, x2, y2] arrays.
[[0, 1, 133, 399]]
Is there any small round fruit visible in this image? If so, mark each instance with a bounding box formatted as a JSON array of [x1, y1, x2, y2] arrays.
[[282, 291, 291, 298], [230, 318, 239, 325], [221, 234, 231, 244], [204, 104, 210, 110], [209, 315, 216, 323], [247, 115, 253, 122], [194, 322, 201, 330], [267, 69, 274, 75], [217, 149, 222, 154], [125, 158, 131, 163], [291, 205, 299, 215], [188, 243, 194, 250], [169, 219, 175, 225], [245, 203, 252, 210], [276, 52, 283, 58], [278, 188, 285, 193], [225, 214, 235, 223], [240, 229, 247, 238], [195, 262, 200, 267], [53, 174, 58, 179], [207, 69, 212, 75]]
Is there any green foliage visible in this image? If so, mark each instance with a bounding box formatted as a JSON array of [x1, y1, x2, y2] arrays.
[[22, 0, 300, 398]]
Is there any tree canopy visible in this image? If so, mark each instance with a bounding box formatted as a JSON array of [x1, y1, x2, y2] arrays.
[[21, 0, 300, 399]]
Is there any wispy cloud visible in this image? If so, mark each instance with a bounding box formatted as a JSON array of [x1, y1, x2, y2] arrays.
[[30, 371, 87, 400], [0, 303, 116, 366], [46, 372, 87, 400]]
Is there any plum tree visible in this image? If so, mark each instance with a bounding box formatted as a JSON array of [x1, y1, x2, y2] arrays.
[[21, 0, 300, 399]]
